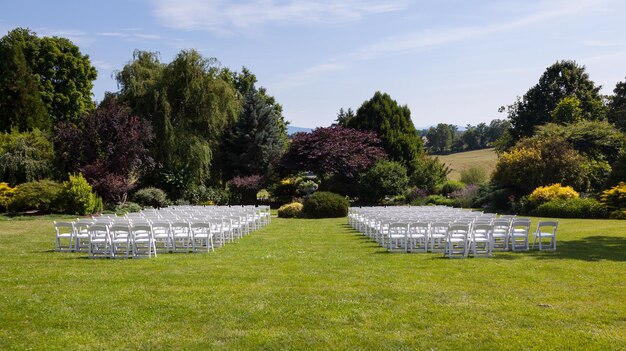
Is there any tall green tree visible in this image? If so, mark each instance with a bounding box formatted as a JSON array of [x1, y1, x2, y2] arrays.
[[0, 28, 97, 126], [426, 123, 456, 154], [224, 86, 286, 178], [116, 50, 239, 196], [0, 42, 49, 132], [608, 78, 626, 132], [506, 60, 606, 141], [348, 92, 424, 172]]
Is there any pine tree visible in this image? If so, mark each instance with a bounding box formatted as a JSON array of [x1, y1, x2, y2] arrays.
[[225, 86, 286, 178]]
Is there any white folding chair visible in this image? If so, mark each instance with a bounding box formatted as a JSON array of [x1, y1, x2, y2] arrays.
[[150, 220, 172, 253], [109, 223, 132, 258], [532, 220, 558, 251], [470, 223, 493, 257], [131, 223, 157, 258], [510, 218, 531, 251], [408, 222, 429, 253], [88, 223, 111, 258], [73, 219, 94, 252], [491, 219, 511, 251], [387, 222, 409, 252], [190, 221, 215, 252], [54, 221, 75, 252], [444, 223, 470, 258], [170, 221, 192, 253], [429, 221, 449, 253]]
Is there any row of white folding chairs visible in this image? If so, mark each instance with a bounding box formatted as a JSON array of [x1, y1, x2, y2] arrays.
[[54, 220, 159, 258], [349, 216, 557, 256], [54, 216, 249, 258]]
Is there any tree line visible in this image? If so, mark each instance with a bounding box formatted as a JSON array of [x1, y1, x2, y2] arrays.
[[1, 27, 625, 213]]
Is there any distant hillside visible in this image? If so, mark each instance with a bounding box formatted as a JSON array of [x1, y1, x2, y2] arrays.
[[287, 126, 313, 135], [436, 148, 497, 181]]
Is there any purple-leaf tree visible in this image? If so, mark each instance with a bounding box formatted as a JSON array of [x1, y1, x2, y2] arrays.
[[55, 98, 154, 204], [280, 126, 387, 195]]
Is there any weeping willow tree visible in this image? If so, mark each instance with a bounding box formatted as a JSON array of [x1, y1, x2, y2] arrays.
[[116, 50, 239, 197]]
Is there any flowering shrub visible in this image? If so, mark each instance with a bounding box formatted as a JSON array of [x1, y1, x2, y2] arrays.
[[277, 202, 303, 218], [528, 183, 579, 206]]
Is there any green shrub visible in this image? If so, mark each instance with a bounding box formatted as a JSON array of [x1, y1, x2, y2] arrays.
[[7, 180, 63, 213], [358, 160, 408, 204], [609, 210, 626, 219], [424, 195, 456, 207], [133, 187, 169, 208], [62, 173, 102, 215], [115, 202, 142, 216], [439, 180, 466, 196], [532, 198, 608, 219], [183, 185, 230, 205], [0, 129, 55, 186], [277, 202, 304, 218], [460, 166, 488, 185], [303, 191, 349, 218]]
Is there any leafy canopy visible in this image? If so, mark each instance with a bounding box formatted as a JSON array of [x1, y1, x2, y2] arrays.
[[506, 60, 606, 142], [0, 28, 97, 127]]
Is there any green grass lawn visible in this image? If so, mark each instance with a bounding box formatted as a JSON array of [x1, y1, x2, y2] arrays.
[[1, 216, 625, 350], [438, 148, 498, 181]]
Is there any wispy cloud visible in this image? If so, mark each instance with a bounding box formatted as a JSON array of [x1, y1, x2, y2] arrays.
[[92, 60, 115, 71], [275, 63, 344, 89], [153, 0, 405, 34], [35, 28, 94, 46], [97, 31, 161, 41], [274, 0, 605, 89], [353, 0, 605, 60]]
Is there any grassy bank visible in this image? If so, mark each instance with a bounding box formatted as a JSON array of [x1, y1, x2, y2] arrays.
[[0, 216, 624, 350], [438, 148, 497, 181]]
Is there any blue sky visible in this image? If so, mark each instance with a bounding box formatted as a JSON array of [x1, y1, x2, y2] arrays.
[[2, 0, 625, 128]]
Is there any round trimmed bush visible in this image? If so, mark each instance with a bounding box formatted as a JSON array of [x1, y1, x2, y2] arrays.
[[7, 180, 64, 213], [277, 202, 303, 218], [303, 191, 348, 218], [439, 180, 466, 196], [133, 187, 168, 208]]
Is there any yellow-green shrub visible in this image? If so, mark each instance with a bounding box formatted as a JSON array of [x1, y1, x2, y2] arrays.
[[0, 182, 16, 211], [600, 182, 626, 212], [277, 202, 303, 218], [529, 183, 579, 206]]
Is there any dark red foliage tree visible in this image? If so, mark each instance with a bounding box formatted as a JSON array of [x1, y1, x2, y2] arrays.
[[54, 98, 154, 204], [280, 126, 387, 195], [229, 174, 264, 204]]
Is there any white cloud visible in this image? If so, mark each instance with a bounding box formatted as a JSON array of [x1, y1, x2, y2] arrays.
[[97, 31, 161, 41], [153, 0, 405, 34], [276, 0, 607, 89], [274, 63, 343, 90], [354, 0, 606, 60]]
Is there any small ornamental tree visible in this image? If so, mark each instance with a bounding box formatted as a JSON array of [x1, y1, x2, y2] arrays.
[[229, 174, 264, 205], [54, 98, 154, 204], [280, 126, 387, 196]]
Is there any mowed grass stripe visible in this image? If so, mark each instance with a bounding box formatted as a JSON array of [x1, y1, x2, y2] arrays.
[[0, 216, 625, 350]]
